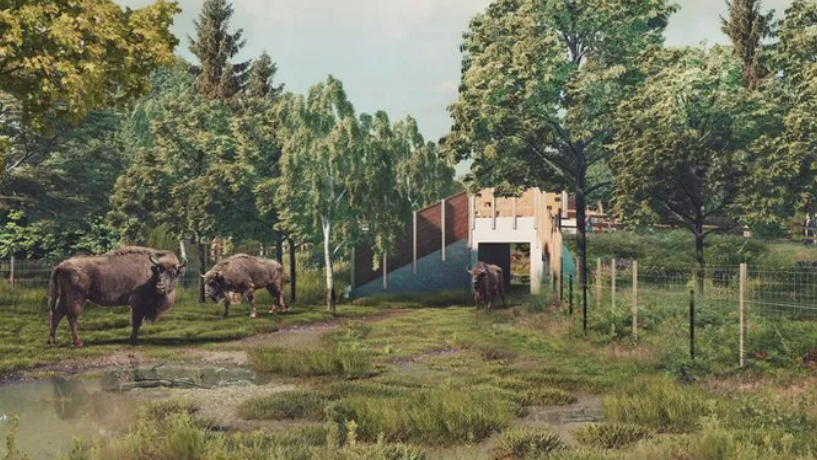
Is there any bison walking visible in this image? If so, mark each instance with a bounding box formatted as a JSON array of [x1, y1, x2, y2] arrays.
[[468, 262, 506, 310], [48, 247, 187, 347], [202, 254, 287, 318]]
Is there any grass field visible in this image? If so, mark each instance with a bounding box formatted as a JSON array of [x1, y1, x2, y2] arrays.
[[3, 284, 817, 460], [4, 241, 817, 459]]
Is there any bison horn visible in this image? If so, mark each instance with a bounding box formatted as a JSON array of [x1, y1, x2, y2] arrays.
[[200, 274, 206, 279], [149, 254, 161, 266]]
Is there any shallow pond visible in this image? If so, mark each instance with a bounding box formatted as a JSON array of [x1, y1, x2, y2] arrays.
[[0, 364, 270, 459]]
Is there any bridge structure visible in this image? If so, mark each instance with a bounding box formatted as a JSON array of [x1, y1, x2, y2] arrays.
[[351, 188, 569, 297]]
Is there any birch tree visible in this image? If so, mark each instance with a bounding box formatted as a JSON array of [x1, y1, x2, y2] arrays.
[[274, 77, 362, 311]]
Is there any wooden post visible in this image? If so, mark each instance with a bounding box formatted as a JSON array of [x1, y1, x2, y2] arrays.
[[382, 253, 388, 290], [441, 199, 446, 262], [492, 192, 497, 230], [632, 260, 638, 343], [611, 258, 616, 333], [596, 258, 602, 309], [8, 255, 14, 291], [413, 211, 418, 274], [289, 239, 297, 303], [740, 263, 747, 368]]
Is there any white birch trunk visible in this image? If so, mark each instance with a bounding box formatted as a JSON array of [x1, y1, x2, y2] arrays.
[[322, 216, 335, 311]]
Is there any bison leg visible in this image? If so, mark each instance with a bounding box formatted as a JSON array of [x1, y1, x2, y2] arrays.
[[130, 311, 144, 345], [67, 312, 83, 347], [246, 288, 257, 318], [49, 302, 67, 345], [223, 299, 231, 319], [267, 286, 286, 314]]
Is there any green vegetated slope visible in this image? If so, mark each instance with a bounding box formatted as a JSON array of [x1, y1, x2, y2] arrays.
[[7, 292, 817, 460]]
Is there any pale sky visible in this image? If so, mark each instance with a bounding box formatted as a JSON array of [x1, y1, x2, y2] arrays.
[[118, 0, 793, 146]]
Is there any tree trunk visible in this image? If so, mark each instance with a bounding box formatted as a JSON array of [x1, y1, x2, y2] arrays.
[[695, 229, 705, 295], [197, 242, 207, 303], [322, 218, 335, 312], [275, 232, 284, 264], [289, 238, 297, 303]]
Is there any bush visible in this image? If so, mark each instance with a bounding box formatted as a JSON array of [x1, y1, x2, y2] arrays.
[[575, 423, 653, 449], [250, 346, 373, 379], [603, 378, 711, 433], [327, 388, 520, 445], [494, 428, 564, 459], [238, 391, 329, 420]]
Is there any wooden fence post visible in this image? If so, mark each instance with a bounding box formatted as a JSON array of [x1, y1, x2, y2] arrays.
[[611, 258, 616, 333], [632, 260, 638, 343], [596, 258, 602, 309], [8, 255, 14, 291], [740, 263, 747, 368]]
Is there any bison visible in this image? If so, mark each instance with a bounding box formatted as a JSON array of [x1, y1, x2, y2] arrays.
[[467, 262, 506, 310], [48, 247, 187, 347], [202, 254, 287, 318]]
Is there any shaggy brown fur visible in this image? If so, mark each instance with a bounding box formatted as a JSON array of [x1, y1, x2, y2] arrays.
[[48, 246, 186, 346], [202, 254, 287, 318], [468, 262, 506, 310]]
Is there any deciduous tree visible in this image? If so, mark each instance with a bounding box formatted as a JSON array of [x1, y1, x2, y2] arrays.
[[610, 46, 762, 290], [720, 0, 776, 89], [443, 0, 675, 296]]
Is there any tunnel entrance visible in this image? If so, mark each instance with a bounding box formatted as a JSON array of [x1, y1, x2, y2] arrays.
[[477, 243, 512, 287]]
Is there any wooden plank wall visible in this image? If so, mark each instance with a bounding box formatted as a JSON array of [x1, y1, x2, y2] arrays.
[[354, 193, 469, 288]]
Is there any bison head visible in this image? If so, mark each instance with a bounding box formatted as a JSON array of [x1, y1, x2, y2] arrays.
[[202, 271, 226, 302], [467, 264, 489, 291], [149, 254, 186, 295]]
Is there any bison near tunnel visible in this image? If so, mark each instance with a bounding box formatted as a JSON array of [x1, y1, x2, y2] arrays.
[[202, 254, 287, 318], [468, 262, 506, 310], [48, 247, 187, 347]]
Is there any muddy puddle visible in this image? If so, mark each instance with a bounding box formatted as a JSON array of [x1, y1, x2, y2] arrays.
[[0, 364, 271, 459]]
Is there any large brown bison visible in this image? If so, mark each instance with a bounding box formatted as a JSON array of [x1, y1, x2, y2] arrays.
[[468, 262, 506, 310], [48, 247, 187, 347], [202, 254, 287, 318]]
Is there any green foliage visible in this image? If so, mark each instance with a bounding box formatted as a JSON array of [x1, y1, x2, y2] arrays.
[[0, 0, 179, 132], [494, 427, 564, 459], [610, 46, 761, 240], [238, 391, 330, 420], [575, 423, 653, 449], [245, 51, 284, 99]]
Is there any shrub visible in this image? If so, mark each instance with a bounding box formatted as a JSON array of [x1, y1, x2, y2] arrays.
[[238, 391, 329, 420], [603, 378, 711, 433], [494, 428, 564, 459], [250, 346, 373, 379], [327, 388, 520, 445], [328, 382, 415, 399], [693, 418, 735, 460], [575, 423, 653, 449]]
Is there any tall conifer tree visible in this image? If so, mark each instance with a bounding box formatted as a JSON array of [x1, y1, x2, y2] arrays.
[[721, 0, 775, 89], [246, 52, 283, 99], [188, 0, 250, 100]]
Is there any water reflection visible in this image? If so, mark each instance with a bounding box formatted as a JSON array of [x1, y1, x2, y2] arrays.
[[0, 378, 135, 460]]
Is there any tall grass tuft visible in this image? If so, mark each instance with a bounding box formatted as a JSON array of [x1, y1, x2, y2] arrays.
[[250, 346, 374, 379], [327, 388, 520, 445], [238, 391, 330, 420], [574, 423, 653, 449], [493, 427, 564, 459], [603, 377, 711, 433]]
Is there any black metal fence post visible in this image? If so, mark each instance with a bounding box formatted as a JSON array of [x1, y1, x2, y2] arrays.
[[689, 289, 695, 361], [559, 259, 564, 302], [583, 279, 588, 338], [569, 274, 574, 316]]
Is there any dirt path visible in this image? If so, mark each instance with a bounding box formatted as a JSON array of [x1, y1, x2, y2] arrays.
[[17, 308, 414, 381]]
